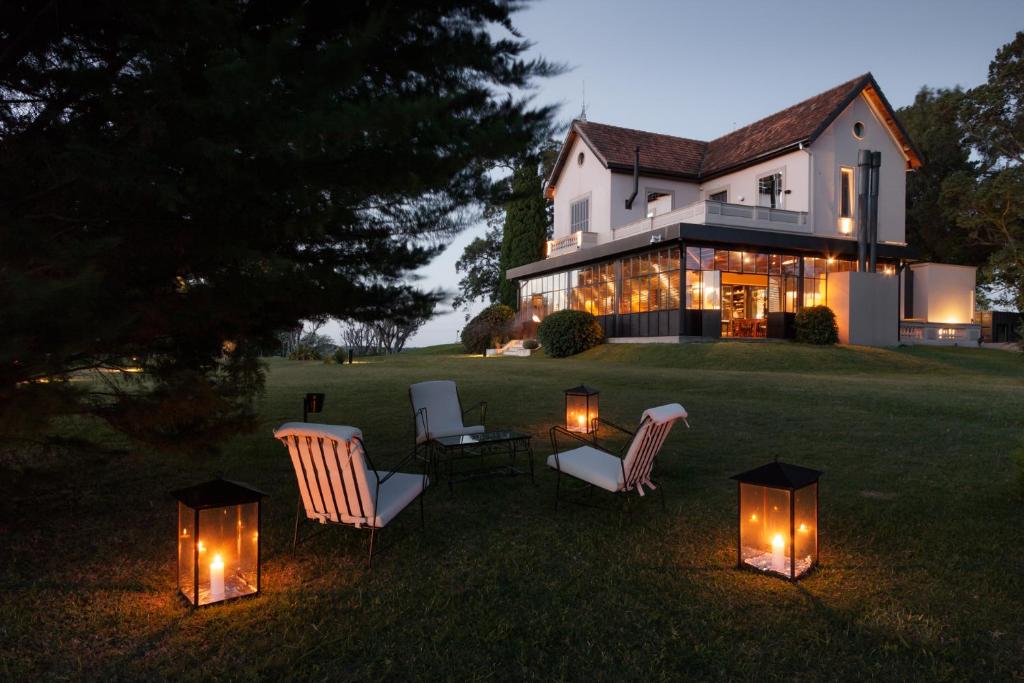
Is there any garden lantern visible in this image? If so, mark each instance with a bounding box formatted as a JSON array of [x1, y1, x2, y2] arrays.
[[564, 384, 599, 433], [171, 479, 265, 607], [732, 461, 821, 580], [303, 392, 325, 422]]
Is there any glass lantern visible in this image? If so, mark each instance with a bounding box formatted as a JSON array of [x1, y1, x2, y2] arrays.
[[303, 392, 325, 422], [170, 479, 265, 607], [732, 461, 821, 580], [564, 384, 599, 434]]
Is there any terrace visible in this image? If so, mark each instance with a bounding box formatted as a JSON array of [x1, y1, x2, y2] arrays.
[[547, 199, 813, 258]]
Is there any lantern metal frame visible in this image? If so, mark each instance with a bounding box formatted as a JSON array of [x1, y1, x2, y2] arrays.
[[731, 461, 822, 581], [564, 384, 600, 434], [170, 478, 266, 608]]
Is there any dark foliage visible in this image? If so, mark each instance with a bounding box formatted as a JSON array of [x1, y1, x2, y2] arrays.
[[287, 345, 323, 361], [537, 310, 603, 357], [497, 159, 550, 307], [794, 306, 839, 345], [0, 1, 558, 451], [460, 304, 514, 354], [522, 339, 539, 350]]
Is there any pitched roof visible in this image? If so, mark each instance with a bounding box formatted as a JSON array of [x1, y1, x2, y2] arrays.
[[574, 121, 706, 178], [701, 74, 869, 176], [546, 73, 922, 193]]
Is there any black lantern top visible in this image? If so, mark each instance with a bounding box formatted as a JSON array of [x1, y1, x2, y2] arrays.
[[564, 384, 599, 396], [731, 461, 822, 490], [170, 478, 266, 510]]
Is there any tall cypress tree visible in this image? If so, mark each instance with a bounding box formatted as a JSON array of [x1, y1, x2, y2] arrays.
[[497, 159, 549, 308]]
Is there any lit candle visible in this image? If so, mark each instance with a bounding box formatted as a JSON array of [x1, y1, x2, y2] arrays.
[[771, 533, 786, 573], [577, 413, 586, 430], [210, 554, 225, 602]]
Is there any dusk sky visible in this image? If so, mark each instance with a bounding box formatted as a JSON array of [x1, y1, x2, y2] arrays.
[[401, 0, 1024, 347]]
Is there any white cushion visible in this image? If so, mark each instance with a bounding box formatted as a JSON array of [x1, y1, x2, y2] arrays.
[[410, 380, 475, 444], [546, 446, 624, 492], [641, 403, 687, 424], [368, 471, 428, 527], [274, 422, 362, 442]]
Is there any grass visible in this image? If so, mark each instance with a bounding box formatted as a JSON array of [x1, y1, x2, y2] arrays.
[[2, 342, 1023, 680]]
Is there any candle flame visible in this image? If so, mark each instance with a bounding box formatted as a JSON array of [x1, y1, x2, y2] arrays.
[[749, 513, 758, 522], [197, 540, 206, 552], [771, 533, 785, 551], [798, 523, 808, 533], [211, 554, 224, 568]]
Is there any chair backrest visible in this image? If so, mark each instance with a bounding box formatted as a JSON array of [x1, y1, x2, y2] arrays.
[[273, 422, 375, 527], [621, 403, 687, 491], [409, 380, 464, 444]]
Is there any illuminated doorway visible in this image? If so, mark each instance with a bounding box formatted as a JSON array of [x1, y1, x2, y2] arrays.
[[721, 273, 768, 337]]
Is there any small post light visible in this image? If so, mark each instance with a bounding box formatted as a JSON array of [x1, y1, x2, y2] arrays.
[[564, 384, 599, 434], [170, 479, 265, 607], [731, 461, 822, 580], [303, 392, 325, 422]]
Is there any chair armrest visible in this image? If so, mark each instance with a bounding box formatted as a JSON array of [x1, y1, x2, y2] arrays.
[[595, 417, 634, 438], [462, 400, 487, 426], [378, 446, 421, 484], [548, 425, 600, 469]]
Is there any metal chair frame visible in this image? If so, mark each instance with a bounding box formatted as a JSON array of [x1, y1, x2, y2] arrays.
[[282, 433, 427, 567], [549, 415, 673, 513], [408, 382, 486, 479]]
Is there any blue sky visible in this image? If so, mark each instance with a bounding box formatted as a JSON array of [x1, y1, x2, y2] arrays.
[[402, 0, 1024, 346]]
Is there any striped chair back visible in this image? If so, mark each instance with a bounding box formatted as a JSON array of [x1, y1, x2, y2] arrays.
[[274, 423, 375, 528], [621, 403, 688, 493]]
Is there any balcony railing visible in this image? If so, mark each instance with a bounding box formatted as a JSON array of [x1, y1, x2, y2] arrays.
[[612, 200, 810, 241], [900, 321, 981, 345], [545, 200, 812, 259], [546, 230, 598, 258]]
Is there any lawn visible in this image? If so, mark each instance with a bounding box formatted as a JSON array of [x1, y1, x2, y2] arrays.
[[2, 343, 1023, 680]]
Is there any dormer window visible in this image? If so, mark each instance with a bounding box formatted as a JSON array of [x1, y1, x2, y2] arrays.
[[571, 196, 590, 233]]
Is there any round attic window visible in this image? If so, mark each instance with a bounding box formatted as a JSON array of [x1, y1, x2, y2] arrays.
[[852, 121, 865, 140], [577, 152, 585, 166]]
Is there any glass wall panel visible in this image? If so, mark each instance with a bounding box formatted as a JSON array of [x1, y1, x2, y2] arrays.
[[793, 483, 818, 578], [702, 270, 720, 309], [620, 247, 680, 314], [700, 248, 715, 271], [685, 270, 702, 309]]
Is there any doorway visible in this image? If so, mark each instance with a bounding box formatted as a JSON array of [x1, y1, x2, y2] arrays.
[[721, 273, 769, 338]]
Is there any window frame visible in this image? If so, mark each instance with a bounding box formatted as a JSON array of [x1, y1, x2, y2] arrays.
[[569, 193, 591, 233], [839, 166, 855, 220], [756, 169, 785, 209]]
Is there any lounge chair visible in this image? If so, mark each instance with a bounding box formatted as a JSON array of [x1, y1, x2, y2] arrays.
[[547, 403, 688, 510], [273, 422, 428, 565], [409, 380, 486, 467]]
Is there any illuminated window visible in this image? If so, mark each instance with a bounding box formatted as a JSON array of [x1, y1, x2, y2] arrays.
[[619, 248, 680, 314]]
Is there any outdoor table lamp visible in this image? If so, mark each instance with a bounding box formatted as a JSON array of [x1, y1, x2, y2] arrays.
[[303, 392, 325, 422], [731, 461, 821, 580], [170, 479, 265, 607], [564, 384, 599, 434]]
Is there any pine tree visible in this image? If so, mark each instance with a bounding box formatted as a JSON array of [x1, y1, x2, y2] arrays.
[[0, 1, 559, 450]]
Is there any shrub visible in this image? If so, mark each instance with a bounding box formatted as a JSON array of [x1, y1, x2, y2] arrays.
[[288, 344, 323, 360], [794, 306, 839, 345], [522, 339, 539, 350], [332, 347, 352, 364], [537, 310, 603, 358], [461, 304, 515, 354]]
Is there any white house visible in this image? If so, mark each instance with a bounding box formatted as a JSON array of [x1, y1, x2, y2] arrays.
[[506, 73, 980, 346]]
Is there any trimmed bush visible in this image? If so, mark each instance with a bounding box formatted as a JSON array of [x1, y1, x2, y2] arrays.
[[795, 305, 839, 345], [537, 310, 604, 358], [288, 344, 323, 360], [461, 304, 515, 354], [522, 339, 539, 350]]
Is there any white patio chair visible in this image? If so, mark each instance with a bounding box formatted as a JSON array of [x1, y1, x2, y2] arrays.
[[409, 380, 486, 468], [546, 403, 688, 511], [273, 422, 429, 565]]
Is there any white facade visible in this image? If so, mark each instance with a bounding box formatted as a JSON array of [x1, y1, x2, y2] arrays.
[[550, 92, 909, 248], [810, 93, 907, 244]]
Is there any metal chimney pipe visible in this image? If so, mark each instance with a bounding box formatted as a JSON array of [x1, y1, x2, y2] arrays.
[[625, 146, 639, 210], [856, 149, 871, 272], [868, 151, 881, 272]]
